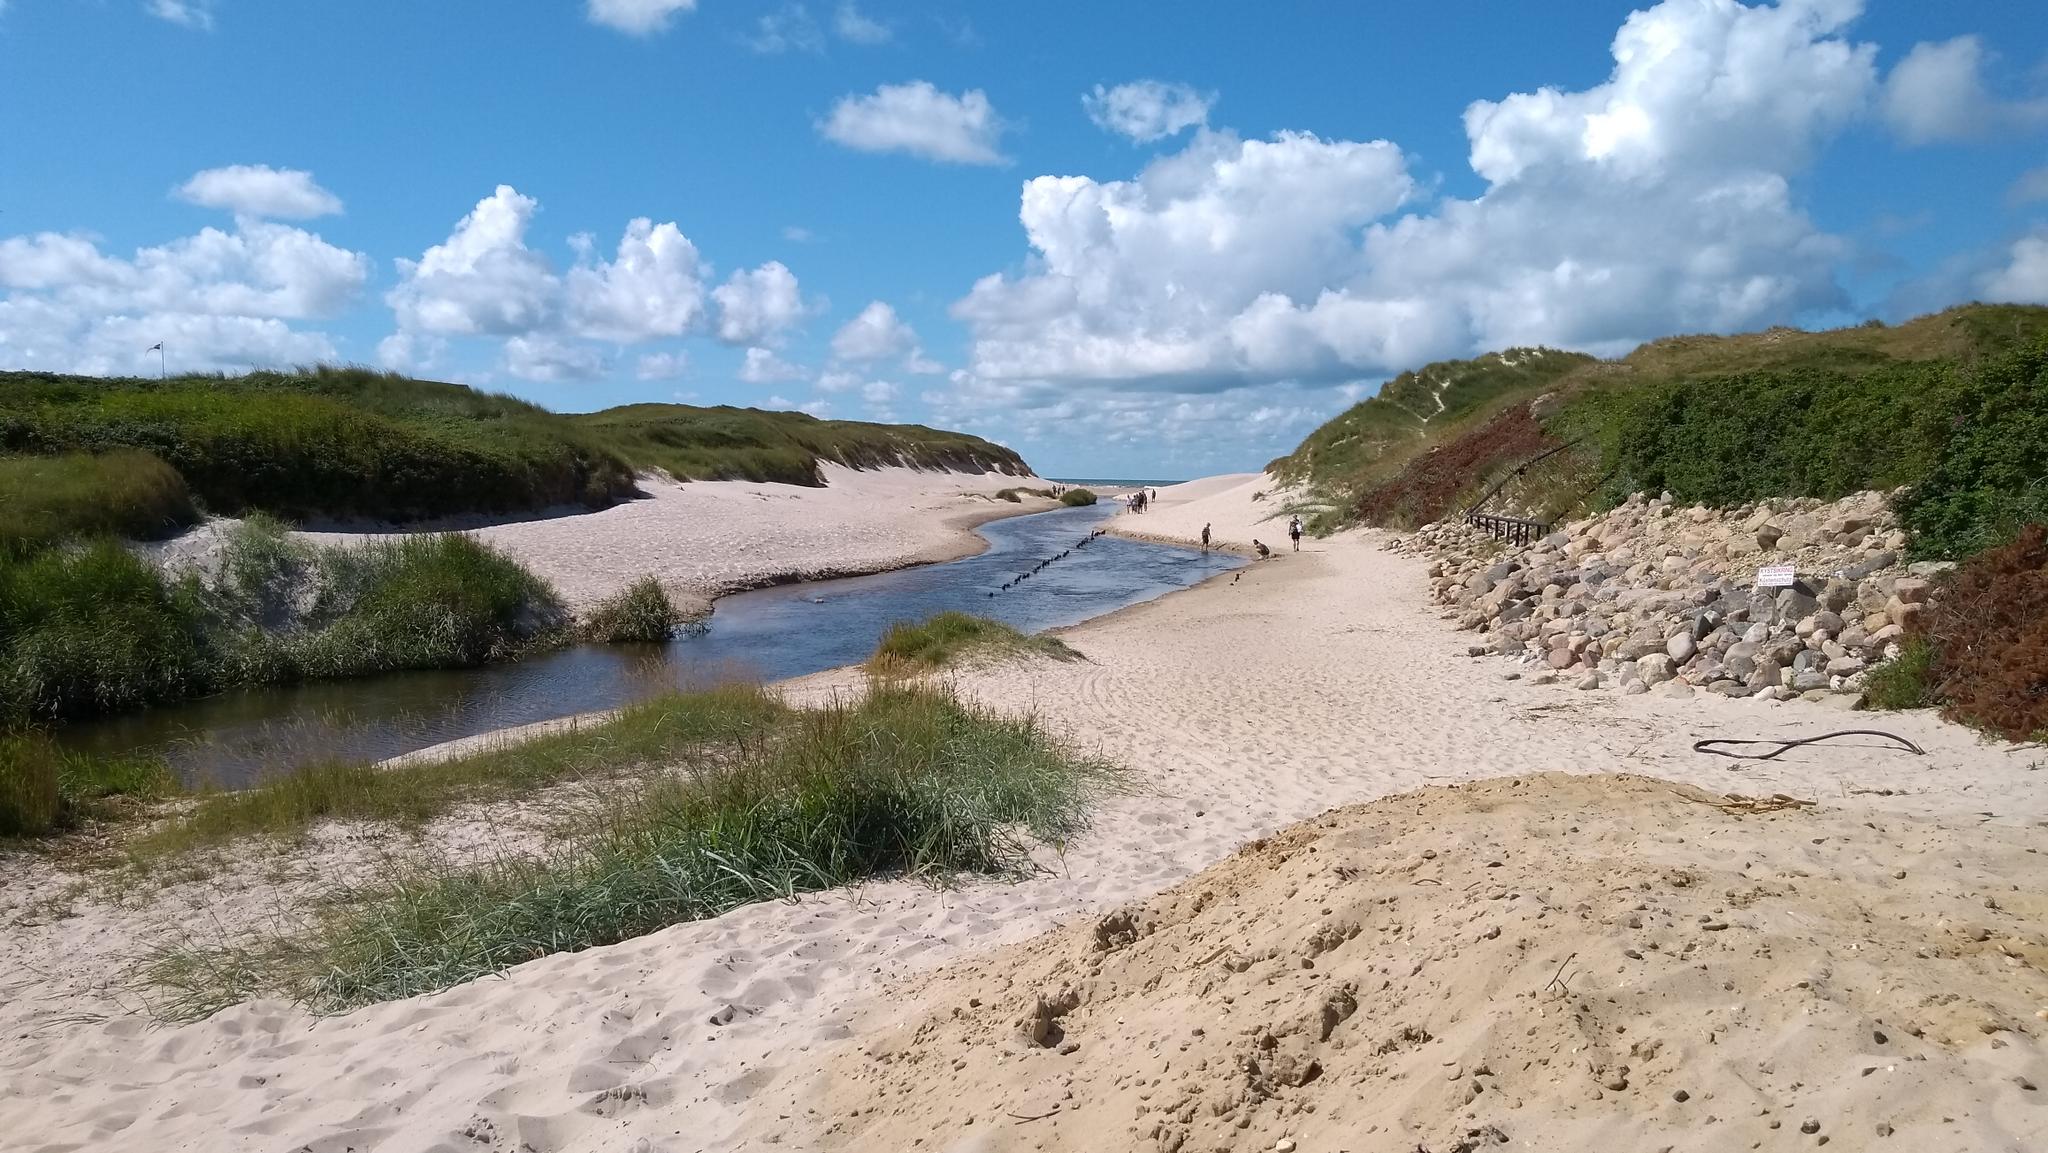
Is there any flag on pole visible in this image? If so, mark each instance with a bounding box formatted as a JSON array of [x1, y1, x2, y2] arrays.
[[147, 342, 163, 353]]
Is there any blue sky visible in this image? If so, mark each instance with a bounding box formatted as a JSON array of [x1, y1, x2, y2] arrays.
[[3, 0, 2047, 478]]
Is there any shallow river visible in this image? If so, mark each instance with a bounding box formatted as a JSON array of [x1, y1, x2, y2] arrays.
[[60, 504, 1243, 786]]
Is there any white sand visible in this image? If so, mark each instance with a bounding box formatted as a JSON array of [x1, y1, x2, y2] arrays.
[[5, 477, 2044, 1152], [297, 464, 1054, 612]]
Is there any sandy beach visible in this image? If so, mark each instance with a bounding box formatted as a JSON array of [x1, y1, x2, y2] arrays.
[[4, 475, 2044, 1152]]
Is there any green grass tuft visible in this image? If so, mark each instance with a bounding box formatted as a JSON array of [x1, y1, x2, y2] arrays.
[[868, 611, 1080, 673], [0, 730, 176, 837], [1059, 488, 1098, 507], [141, 683, 1113, 1017], [578, 576, 682, 644], [1861, 635, 1940, 711]]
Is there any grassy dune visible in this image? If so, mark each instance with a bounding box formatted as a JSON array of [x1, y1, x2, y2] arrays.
[[0, 365, 1029, 529], [1275, 304, 2048, 558]]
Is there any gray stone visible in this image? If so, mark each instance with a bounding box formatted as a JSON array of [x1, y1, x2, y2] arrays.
[[1710, 680, 1752, 698], [1791, 671, 1830, 692], [1666, 633, 1698, 663], [1636, 653, 1677, 685], [1756, 523, 1785, 551], [1906, 560, 1956, 579], [1724, 641, 1759, 680], [1819, 579, 1856, 613], [1839, 551, 1897, 581], [1827, 654, 1868, 676], [1576, 672, 1602, 691]]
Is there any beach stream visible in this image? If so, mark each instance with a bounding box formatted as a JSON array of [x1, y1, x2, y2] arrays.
[[59, 503, 1242, 787]]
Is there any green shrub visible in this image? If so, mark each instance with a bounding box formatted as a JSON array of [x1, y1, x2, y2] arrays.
[[1591, 364, 1954, 510], [869, 611, 1078, 673], [1060, 488, 1098, 506], [1894, 342, 2048, 560], [283, 534, 565, 680], [143, 684, 1114, 1016], [0, 450, 197, 552], [578, 576, 682, 644], [0, 539, 209, 723], [1861, 635, 1939, 711]]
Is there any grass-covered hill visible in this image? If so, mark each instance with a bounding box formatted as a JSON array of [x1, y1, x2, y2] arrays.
[[0, 366, 1029, 546], [1277, 303, 2048, 560]]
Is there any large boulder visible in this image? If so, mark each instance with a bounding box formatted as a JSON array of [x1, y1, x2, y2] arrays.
[[1665, 632, 1698, 663]]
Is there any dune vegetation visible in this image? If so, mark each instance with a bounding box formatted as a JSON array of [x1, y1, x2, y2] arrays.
[[1273, 303, 2048, 561], [868, 611, 1080, 675], [1, 366, 1028, 530], [140, 681, 1114, 1018]]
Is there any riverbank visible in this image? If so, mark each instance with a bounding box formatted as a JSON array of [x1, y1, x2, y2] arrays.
[[151, 465, 1056, 618], [4, 480, 2044, 1151]]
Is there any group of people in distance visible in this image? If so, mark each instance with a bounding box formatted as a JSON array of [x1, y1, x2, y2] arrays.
[[1125, 487, 1158, 514]]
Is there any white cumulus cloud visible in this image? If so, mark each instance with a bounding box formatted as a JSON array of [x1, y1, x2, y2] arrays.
[[820, 81, 1007, 165], [387, 186, 557, 337], [1982, 233, 2048, 304], [829, 300, 915, 361], [739, 346, 808, 383], [586, 0, 696, 35], [712, 261, 805, 345], [635, 350, 689, 380], [952, 0, 1877, 404], [503, 334, 607, 382], [1881, 35, 2048, 145], [0, 212, 367, 375], [1083, 80, 1214, 142], [176, 165, 342, 219], [566, 218, 706, 342]]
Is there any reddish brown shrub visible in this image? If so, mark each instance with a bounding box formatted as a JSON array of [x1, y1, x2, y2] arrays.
[[1918, 523, 2048, 740], [1356, 406, 1559, 528]]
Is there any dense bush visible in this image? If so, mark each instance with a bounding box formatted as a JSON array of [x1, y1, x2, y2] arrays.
[[1593, 364, 1953, 510], [1905, 523, 2048, 740], [0, 526, 565, 725], [0, 450, 197, 552], [284, 534, 567, 680], [1060, 488, 1098, 507], [578, 576, 682, 644], [1893, 342, 2048, 560], [0, 539, 209, 723]]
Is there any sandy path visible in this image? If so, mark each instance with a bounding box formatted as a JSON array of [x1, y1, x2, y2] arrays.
[[5, 492, 2043, 1151], [295, 464, 1053, 612]]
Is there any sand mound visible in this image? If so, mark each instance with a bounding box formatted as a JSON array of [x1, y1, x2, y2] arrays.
[[806, 774, 2048, 1153]]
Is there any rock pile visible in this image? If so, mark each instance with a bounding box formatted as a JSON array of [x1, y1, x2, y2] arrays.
[[1392, 490, 1953, 702]]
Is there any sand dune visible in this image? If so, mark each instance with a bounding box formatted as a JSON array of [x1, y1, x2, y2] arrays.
[[5, 500, 2044, 1152]]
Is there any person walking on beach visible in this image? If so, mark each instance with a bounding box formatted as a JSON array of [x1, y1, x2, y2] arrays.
[[1200, 523, 1211, 550], [1288, 515, 1303, 551]]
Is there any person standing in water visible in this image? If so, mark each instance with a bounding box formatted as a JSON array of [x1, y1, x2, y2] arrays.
[[1201, 523, 1211, 550], [1288, 515, 1303, 551]]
